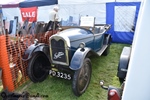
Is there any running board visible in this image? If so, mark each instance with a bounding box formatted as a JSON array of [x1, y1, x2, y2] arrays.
[[97, 44, 108, 56]]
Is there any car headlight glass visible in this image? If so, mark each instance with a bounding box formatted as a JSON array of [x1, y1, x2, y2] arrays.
[[79, 42, 85, 48], [34, 39, 39, 45]]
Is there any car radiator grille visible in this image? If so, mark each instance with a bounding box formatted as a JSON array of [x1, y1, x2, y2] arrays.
[[51, 39, 68, 64]]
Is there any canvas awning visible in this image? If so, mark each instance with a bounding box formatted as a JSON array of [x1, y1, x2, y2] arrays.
[[19, 0, 58, 8]]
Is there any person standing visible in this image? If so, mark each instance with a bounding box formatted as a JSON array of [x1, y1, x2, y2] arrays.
[[44, 6, 60, 42], [48, 6, 60, 31]]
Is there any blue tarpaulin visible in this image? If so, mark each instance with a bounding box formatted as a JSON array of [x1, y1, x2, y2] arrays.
[[19, 0, 58, 8], [106, 2, 141, 44]]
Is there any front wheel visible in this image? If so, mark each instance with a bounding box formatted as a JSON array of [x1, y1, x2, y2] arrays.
[[103, 35, 111, 56], [27, 53, 50, 83], [119, 78, 125, 84], [72, 58, 92, 96], [103, 44, 110, 56]]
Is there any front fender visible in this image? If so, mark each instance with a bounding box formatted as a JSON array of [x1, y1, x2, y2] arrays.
[[22, 43, 49, 61], [69, 47, 91, 70]]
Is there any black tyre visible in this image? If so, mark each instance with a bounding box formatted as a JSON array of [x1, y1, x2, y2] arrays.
[[72, 58, 92, 96], [27, 53, 50, 83], [119, 78, 125, 84], [103, 44, 110, 56], [103, 34, 111, 56]]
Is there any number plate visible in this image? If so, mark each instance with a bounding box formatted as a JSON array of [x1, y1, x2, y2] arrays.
[[49, 70, 71, 80]]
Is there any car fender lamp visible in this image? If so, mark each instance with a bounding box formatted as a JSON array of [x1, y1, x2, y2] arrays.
[[79, 42, 85, 51], [34, 39, 39, 45]]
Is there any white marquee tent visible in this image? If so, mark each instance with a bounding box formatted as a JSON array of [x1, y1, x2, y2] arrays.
[[0, 0, 142, 44]]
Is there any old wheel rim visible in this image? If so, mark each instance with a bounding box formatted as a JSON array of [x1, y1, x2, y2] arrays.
[[78, 62, 90, 92]]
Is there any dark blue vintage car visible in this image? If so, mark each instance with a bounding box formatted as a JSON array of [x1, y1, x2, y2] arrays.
[[23, 24, 111, 96]]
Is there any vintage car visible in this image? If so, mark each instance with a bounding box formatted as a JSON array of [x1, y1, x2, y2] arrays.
[[22, 24, 112, 96]]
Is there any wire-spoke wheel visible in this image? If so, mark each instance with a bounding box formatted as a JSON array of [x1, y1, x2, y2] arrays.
[[72, 58, 92, 96]]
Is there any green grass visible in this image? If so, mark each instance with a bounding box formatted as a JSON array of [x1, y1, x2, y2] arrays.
[[16, 43, 130, 100]]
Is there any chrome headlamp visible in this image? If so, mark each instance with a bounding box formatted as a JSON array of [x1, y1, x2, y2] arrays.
[[34, 39, 39, 45], [79, 42, 85, 48], [79, 42, 86, 51]]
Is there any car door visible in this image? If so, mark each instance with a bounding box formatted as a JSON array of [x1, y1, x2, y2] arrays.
[[93, 32, 104, 52]]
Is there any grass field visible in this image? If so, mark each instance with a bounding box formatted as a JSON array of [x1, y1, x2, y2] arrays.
[[3, 43, 130, 100]]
